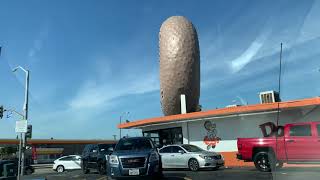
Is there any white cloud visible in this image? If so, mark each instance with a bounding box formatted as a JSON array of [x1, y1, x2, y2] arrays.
[[28, 26, 49, 59], [230, 30, 270, 73], [297, 1, 320, 43], [69, 70, 159, 109], [230, 40, 264, 73]]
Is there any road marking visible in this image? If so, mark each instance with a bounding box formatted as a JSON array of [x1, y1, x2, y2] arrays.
[[184, 177, 192, 180]]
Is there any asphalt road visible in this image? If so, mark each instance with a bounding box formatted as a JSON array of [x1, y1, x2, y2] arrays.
[[21, 167, 320, 180]]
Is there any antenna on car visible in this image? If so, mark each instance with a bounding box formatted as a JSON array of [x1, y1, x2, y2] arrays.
[[276, 43, 283, 128], [275, 43, 283, 174]]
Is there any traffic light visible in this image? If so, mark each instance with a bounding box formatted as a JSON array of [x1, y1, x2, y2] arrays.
[[0, 106, 4, 119], [26, 125, 32, 139]]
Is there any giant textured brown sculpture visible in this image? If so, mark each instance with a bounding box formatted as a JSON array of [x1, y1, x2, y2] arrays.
[[159, 16, 200, 116]]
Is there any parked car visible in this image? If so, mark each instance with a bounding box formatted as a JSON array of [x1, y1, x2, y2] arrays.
[[158, 144, 224, 171], [107, 137, 162, 179], [237, 121, 320, 172], [53, 155, 81, 173], [81, 143, 116, 174], [0, 158, 34, 175]]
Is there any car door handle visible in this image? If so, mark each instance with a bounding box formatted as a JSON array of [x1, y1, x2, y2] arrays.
[[287, 140, 295, 142]]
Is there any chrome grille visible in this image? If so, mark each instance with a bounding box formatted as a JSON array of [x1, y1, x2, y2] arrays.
[[120, 157, 146, 168]]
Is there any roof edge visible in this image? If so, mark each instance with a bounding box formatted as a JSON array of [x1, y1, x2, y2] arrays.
[[119, 97, 320, 129]]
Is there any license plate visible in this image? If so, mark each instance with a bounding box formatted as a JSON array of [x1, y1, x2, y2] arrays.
[[129, 168, 139, 175]]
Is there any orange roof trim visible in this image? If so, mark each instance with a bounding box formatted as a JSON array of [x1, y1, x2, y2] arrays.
[[118, 97, 320, 129]]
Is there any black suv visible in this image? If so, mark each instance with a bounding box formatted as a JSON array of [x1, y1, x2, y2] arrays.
[[81, 143, 116, 174], [107, 137, 162, 179]]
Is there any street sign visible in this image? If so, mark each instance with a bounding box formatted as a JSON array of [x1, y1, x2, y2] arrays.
[[15, 120, 28, 133]]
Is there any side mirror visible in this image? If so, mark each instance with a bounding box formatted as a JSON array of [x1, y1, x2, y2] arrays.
[[108, 147, 114, 152], [178, 150, 185, 154]]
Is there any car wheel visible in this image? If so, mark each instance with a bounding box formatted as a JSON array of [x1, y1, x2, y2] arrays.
[[188, 158, 200, 171], [253, 152, 275, 172], [98, 161, 106, 175], [82, 161, 90, 174], [56, 165, 65, 173]]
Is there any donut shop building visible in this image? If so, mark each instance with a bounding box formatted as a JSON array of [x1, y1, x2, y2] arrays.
[[118, 95, 320, 166]]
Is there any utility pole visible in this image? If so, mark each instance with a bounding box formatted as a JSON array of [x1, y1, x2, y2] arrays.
[[12, 66, 30, 178]]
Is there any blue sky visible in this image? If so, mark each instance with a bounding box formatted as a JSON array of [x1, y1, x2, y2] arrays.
[[0, 0, 319, 139]]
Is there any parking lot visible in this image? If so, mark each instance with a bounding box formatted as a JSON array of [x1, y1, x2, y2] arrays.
[[21, 167, 320, 180]]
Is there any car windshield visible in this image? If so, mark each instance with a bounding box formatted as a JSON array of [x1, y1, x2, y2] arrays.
[[181, 145, 203, 152], [115, 139, 153, 151], [98, 144, 113, 152]]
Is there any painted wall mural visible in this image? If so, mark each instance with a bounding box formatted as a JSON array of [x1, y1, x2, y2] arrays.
[[203, 121, 221, 150]]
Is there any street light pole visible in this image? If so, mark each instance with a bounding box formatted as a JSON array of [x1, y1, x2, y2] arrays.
[[12, 66, 29, 178]]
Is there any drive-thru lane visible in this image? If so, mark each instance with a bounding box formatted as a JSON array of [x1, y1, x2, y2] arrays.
[[22, 167, 320, 180]]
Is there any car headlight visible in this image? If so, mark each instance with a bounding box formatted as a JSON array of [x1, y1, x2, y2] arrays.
[[109, 155, 119, 165], [220, 154, 224, 160], [199, 155, 211, 160], [149, 152, 159, 162]]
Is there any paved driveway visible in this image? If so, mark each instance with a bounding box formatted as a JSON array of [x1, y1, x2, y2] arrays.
[[21, 167, 320, 180]]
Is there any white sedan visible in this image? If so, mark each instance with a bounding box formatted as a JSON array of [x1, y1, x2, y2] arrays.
[[53, 155, 82, 173]]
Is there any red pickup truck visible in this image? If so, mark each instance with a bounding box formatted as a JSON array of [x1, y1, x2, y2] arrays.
[[237, 121, 320, 172]]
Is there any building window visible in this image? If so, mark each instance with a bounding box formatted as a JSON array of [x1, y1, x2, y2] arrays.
[[143, 127, 183, 147], [143, 131, 160, 146]]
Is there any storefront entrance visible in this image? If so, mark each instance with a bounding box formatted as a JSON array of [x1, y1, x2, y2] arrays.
[[143, 127, 183, 147]]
